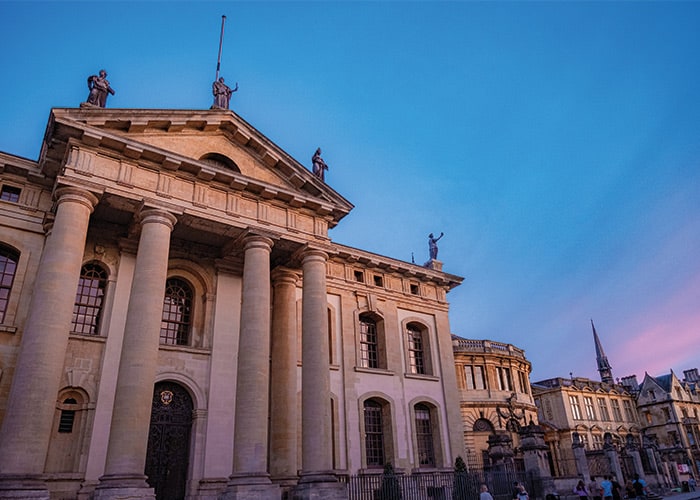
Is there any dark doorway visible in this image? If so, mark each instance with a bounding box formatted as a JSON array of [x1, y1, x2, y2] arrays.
[[145, 381, 193, 500]]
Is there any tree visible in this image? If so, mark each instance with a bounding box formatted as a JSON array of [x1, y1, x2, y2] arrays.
[[453, 456, 469, 500]]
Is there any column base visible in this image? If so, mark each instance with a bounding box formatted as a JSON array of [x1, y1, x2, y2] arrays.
[[292, 479, 347, 500], [0, 474, 50, 499], [196, 477, 228, 499], [220, 482, 280, 500], [93, 474, 155, 500]]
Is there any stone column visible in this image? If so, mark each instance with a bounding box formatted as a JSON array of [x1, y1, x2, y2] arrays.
[[571, 432, 591, 480], [94, 209, 177, 500], [269, 268, 299, 485], [294, 249, 346, 500], [0, 187, 98, 499], [222, 235, 279, 499]]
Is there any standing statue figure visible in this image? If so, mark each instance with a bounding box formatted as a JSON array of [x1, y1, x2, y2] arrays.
[[86, 69, 115, 108], [312, 148, 329, 181], [212, 77, 238, 109], [428, 232, 444, 260]]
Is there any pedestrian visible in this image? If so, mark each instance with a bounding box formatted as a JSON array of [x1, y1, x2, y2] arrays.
[[574, 479, 590, 500], [481, 484, 495, 500], [601, 476, 614, 500]]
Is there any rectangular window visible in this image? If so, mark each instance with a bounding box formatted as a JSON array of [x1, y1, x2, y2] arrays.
[[410, 283, 420, 295], [570, 395, 582, 420], [407, 327, 425, 374], [623, 399, 635, 421], [415, 406, 435, 467], [611, 399, 623, 421], [58, 409, 75, 433], [592, 434, 603, 450], [364, 403, 384, 467], [0, 185, 21, 203], [518, 371, 529, 394], [354, 270, 364, 283], [359, 319, 378, 369], [597, 398, 610, 421], [496, 367, 512, 391], [584, 396, 596, 420], [465, 365, 486, 390], [373, 275, 383, 287]]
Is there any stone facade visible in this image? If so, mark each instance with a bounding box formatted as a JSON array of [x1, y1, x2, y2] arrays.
[[0, 108, 465, 499], [625, 368, 700, 480], [531, 376, 641, 477], [452, 337, 538, 467]]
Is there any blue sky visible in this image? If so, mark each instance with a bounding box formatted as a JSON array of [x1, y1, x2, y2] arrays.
[[1, 1, 698, 382]]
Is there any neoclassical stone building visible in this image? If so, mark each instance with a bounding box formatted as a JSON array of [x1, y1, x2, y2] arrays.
[[452, 337, 538, 468], [0, 107, 465, 499]]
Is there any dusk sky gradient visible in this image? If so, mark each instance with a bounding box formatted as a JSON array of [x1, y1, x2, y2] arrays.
[[1, 1, 698, 382]]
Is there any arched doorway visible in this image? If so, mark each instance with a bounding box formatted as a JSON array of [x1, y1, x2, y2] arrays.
[[145, 381, 193, 500]]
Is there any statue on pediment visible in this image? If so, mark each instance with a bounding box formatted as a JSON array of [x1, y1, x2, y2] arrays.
[[312, 148, 329, 181], [212, 77, 238, 109], [86, 69, 115, 108]]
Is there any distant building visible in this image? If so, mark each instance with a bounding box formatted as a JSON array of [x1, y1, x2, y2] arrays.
[[452, 336, 538, 469], [531, 322, 642, 479], [626, 368, 700, 479], [531, 375, 641, 477], [0, 106, 465, 499]]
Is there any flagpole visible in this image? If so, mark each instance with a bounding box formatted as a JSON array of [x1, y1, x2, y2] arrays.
[[215, 15, 226, 82]]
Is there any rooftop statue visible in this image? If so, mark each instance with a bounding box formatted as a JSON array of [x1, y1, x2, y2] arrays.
[[428, 232, 444, 260], [86, 70, 115, 108], [312, 148, 329, 181], [212, 77, 238, 109]]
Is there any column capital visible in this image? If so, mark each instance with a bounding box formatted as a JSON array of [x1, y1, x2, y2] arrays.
[[138, 208, 178, 231], [54, 186, 100, 212], [271, 267, 299, 286], [300, 247, 329, 264], [242, 234, 274, 253]]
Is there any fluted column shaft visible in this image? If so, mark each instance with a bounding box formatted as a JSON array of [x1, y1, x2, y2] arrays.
[[100, 209, 177, 482], [231, 236, 274, 481], [0, 187, 98, 474], [269, 268, 299, 481], [300, 249, 332, 478]]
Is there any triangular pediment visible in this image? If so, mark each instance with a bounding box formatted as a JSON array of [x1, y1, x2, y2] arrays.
[[41, 108, 353, 226]]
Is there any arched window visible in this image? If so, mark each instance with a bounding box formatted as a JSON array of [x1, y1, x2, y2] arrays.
[[363, 399, 385, 467], [415, 403, 436, 467], [199, 153, 240, 173], [0, 246, 19, 323], [160, 277, 193, 346], [72, 263, 108, 335], [406, 322, 432, 375]]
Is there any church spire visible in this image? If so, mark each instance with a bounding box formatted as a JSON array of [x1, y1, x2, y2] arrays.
[[592, 319, 614, 384]]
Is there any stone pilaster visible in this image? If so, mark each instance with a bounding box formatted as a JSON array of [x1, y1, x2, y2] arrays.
[[94, 209, 177, 500], [294, 249, 346, 500], [0, 187, 98, 499], [269, 268, 299, 485], [223, 235, 279, 500]]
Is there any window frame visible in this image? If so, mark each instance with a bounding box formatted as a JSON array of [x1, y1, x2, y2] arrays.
[[71, 262, 108, 335], [0, 245, 19, 324], [160, 277, 194, 346]]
